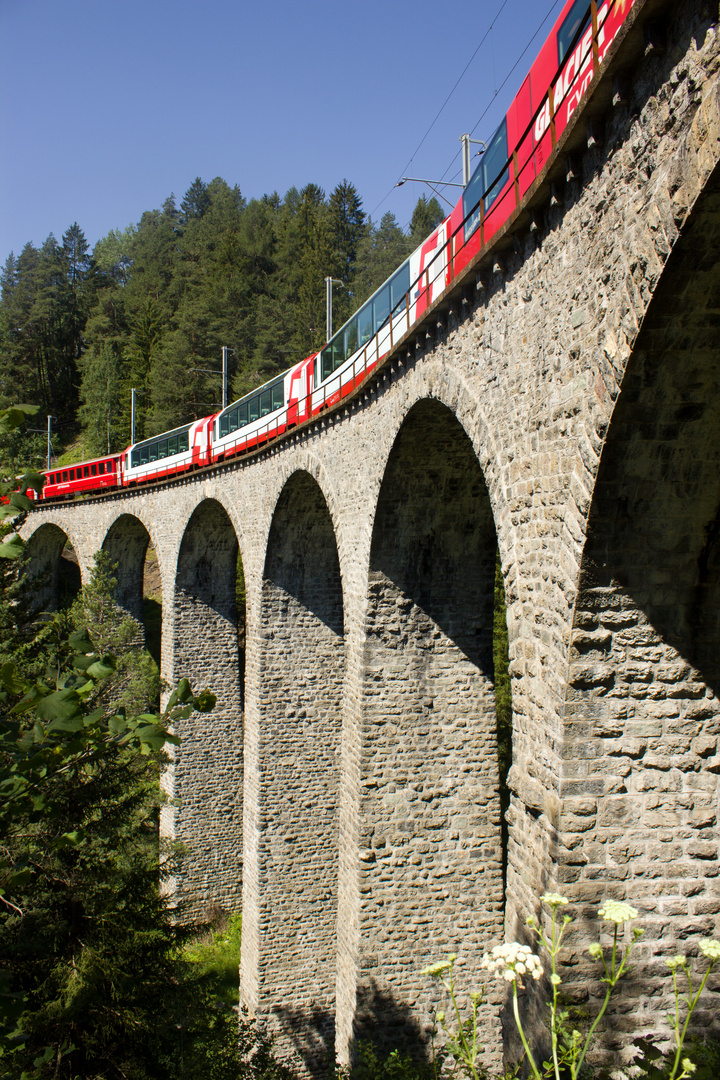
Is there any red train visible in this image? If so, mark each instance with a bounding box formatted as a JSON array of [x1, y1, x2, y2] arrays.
[[33, 0, 636, 502]]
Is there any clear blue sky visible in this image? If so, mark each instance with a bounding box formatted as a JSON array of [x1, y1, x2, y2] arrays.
[[0, 0, 567, 264]]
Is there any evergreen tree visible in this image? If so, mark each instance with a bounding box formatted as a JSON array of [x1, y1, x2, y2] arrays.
[[180, 176, 211, 223], [409, 194, 444, 245], [353, 212, 412, 311], [327, 180, 366, 329]]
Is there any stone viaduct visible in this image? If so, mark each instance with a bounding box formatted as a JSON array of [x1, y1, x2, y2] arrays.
[[21, 0, 720, 1070]]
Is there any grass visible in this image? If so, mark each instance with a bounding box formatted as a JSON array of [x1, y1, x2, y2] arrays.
[[185, 912, 242, 1008]]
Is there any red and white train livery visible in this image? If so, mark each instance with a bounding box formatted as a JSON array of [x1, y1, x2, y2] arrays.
[[31, 0, 637, 502]]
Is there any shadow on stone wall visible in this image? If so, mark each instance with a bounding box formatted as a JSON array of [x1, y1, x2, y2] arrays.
[[273, 981, 431, 1076]]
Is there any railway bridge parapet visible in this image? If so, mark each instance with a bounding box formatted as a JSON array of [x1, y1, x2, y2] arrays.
[[22, 0, 720, 1069]]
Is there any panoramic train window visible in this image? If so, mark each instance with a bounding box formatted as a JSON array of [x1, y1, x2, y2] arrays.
[[131, 427, 190, 467], [390, 263, 410, 308], [557, 0, 589, 65], [316, 261, 411, 389], [463, 118, 509, 240], [357, 303, 373, 347]]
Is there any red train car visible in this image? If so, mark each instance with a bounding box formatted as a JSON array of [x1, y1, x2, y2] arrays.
[[449, 0, 637, 272], [40, 455, 121, 500], [26, 1, 639, 505]]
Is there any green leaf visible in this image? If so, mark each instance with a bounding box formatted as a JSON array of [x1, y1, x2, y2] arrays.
[[85, 656, 116, 679], [0, 403, 39, 434], [0, 533, 24, 559], [9, 492, 34, 512], [35, 689, 84, 727], [57, 831, 82, 847], [194, 689, 216, 713], [0, 662, 26, 695], [69, 628, 95, 653], [176, 678, 192, 702]]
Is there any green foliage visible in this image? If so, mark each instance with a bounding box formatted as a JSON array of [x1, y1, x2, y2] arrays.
[[1, 177, 445, 463], [348, 1040, 436, 1080], [0, 405, 287, 1079], [422, 898, 720, 1080], [70, 549, 160, 714], [186, 912, 243, 1007]]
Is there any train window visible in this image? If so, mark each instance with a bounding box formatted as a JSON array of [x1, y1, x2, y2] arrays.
[[373, 285, 390, 330], [463, 160, 485, 240], [357, 302, 373, 347], [219, 415, 228, 437], [557, 0, 589, 65], [168, 435, 178, 455], [248, 396, 259, 422], [344, 320, 358, 361], [91, 464, 98, 476], [140, 446, 149, 466], [258, 390, 271, 417], [238, 402, 248, 426], [62, 471, 68, 482], [390, 263, 410, 309], [483, 118, 510, 212], [320, 338, 343, 382], [179, 431, 189, 452], [83, 467, 90, 478], [272, 382, 284, 411]]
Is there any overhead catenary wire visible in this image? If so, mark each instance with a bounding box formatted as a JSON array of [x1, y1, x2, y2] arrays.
[[375, 0, 567, 230]]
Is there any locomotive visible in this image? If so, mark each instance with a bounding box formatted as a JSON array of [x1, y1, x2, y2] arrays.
[[36, 0, 635, 503]]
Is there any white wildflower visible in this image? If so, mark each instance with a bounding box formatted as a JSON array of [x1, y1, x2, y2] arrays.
[[421, 959, 453, 978], [665, 954, 686, 970], [682, 1059, 696, 1075], [481, 942, 543, 985], [588, 942, 603, 959], [699, 938, 720, 962], [598, 900, 638, 924], [541, 892, 569, 907], [550, 973, 561, 986]]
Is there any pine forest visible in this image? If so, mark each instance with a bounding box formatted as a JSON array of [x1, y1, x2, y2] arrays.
[[0, 177, 443, 470]]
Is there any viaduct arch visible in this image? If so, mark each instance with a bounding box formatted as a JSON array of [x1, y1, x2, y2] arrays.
[[21, 0, 720, 1069]]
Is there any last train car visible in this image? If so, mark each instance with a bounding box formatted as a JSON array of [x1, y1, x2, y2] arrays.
[[40, 454, 122, 500]]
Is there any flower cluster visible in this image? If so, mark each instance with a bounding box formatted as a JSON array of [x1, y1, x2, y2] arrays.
[[481, 942, 543, 985], [541, 892, 569, 908], [699, 938, 720, 962], [598, 900, 638, 925]]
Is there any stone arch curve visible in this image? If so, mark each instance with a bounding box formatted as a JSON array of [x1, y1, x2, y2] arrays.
[[101, 513, 154, 629], [24, 520, 84, 612], [256, 449, 348, 605], [361, 360, 515, 604]]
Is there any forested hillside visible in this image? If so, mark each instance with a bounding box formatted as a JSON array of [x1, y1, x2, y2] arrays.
[[0, 177, 442, 468]]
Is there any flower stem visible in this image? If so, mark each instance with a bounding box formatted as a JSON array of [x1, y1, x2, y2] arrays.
[[512, 982, 542, 1080]]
